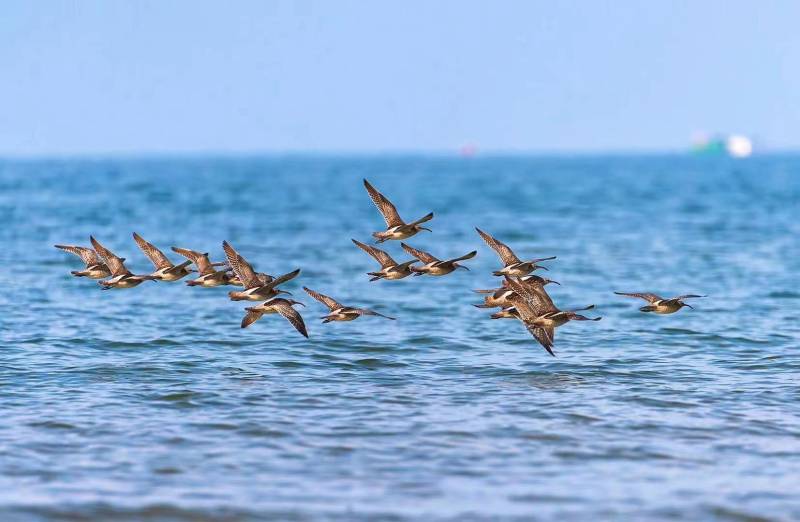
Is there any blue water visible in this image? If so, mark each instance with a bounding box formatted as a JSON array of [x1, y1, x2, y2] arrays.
[[1, 155, 798, 521]]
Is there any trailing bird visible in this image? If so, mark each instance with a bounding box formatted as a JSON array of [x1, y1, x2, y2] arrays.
[[475, 227, 555, 276], [132, 232, 192, 282], [240, 298, 308, 337], [401, 243, 476, 276], [223, 240, 300, 301], [90, 236, 158, 289], [172, 247, 232, 287], [303, 286, 395, 322], [494, 277, 601, 356], [363, 179, 433, 243], [351, 238, 417, 280], [614, 292, 706, 314], [473, 275, 559, 308], [54, 244, 111, 279]]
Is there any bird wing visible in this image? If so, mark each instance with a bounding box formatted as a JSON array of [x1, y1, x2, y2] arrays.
[[506, 277, 558, 315], [89, 236, 129, 276], [172, 247, 214, 275], [614, 291, 662, 303], [258, 268, 301, 291], [526, 324, 556, 356], [352, 238, 397, 268], [475, 228, 521, 265], [133, 232, 172, 270], [222, 241, 260, 288], [674, 294, 706, 300], [401, 243, 439, 264], [356, 308, 396, 320], [302, 287, 345, 312], [55, 244, 101, 266], [363, 179, 405, 227], [272, 300, 309, 338], [448, 250, 477, 263], [240, 310, 263, 329]]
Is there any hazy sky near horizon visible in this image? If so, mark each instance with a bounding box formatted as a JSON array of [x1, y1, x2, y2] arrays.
[[1, 1, 798, 155]]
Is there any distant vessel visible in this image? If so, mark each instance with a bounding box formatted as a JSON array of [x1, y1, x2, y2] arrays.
[[691, 132, 753, 158]]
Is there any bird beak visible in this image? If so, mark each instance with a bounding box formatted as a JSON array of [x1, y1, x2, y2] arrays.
[[278, 289, 293, 296], [458, 264, 470, 271], [420, 227, 432, 232], [538, 266, 549, 271], [548, 279, 561, 285], [683, 303, 694, 309], [291, 300, 305, 307]]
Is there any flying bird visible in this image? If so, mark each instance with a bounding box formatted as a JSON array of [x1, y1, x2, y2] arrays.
[[494, 277, 600, 356], [90, 236, 158, 289], [303, 286, 395, 322], [473, 275, 559, 308], [240, 298, 308, 337], [475, 227, 555, 276], [223, 240, 300, 301], [54, 244, 111, 279], [172, 247, 232, 287], [363, 179, 433, 243], [614, 292, 706, 314], [401, 243, 476, 276], [132, 232, 192, 281], [351, 238, 417, 280]]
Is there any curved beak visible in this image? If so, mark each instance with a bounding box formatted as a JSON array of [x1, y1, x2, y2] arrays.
[[682, 303, 694, 309], [458, 264, 470, 271], [420, 227, 432, 232], [548, 279, 561, 285], [277, 289, 293, 296]]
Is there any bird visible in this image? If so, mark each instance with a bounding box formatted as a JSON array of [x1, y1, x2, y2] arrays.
[[90, 236, 158, 289], [473, 275, 560, 308], [493, 277, 601, 356], [614, 292, 706, 314], [54, 244, 111, 279], [132, 232, 193, 282], [351, 238, 417, 281], [475, 227, 555, 276], [222, 241, 300, 301], [400, 243, 476, 276], [240, 298, 308, 337], [363, 179, 433, 243], [172, 247, 232, 287], [303, 286, 395, 322]]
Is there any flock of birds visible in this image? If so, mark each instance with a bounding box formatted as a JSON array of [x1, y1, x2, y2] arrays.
[[55, 179, 705, 356]]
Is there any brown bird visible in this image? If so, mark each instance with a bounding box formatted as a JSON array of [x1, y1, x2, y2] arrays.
[[90, 236, 158, 289], [492, 277, 600, 356], [614, 292, 706, 314], [240, 298, 308, 337], [172, 247, 232, 287], [223, 240, 300, 301], [351, 238, 417, 281], [364, 179, 433, 243], [54, 244, 111, 279], [473, 275, 560, 308], [401, 243, 476, 276], [475, 227, 555, 276], [132, 232, 193, 282], [303, 286, 395, 322]]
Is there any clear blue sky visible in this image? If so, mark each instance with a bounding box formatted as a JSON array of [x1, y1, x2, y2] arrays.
[[1, 1, 798, 155]]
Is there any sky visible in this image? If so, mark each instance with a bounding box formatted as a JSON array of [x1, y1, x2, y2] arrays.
[[1, 1, 798, 156]]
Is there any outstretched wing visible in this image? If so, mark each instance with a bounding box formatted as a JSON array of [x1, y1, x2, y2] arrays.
[[674, 294, 706, 300], [222, 241, 260, 288], [401, 243, 439, 264], [241, 310, 263, 329], [614, 291, 662, 303], [475, 228, 521, 266], [172, 247, 214, 275], [258, 268, 301, 291], [526, 324, 556, 356], [363, 179, 405, 227], [448, 250, 477, 263], [272, 300, 309, 338], [133, 232, 172, 270], [356, 308, 396, 320], [302, 286, 345, 312], [90, 236, 129, 276], [505, 277, 558, 315], [54, 244, 101, 267], [352, 238, 397, 268]]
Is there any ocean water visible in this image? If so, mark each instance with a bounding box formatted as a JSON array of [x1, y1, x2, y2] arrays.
[[0, 155, 798, 521]]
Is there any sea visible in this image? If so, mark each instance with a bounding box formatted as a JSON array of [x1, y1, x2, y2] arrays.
[[0, 154, 798, 521]]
